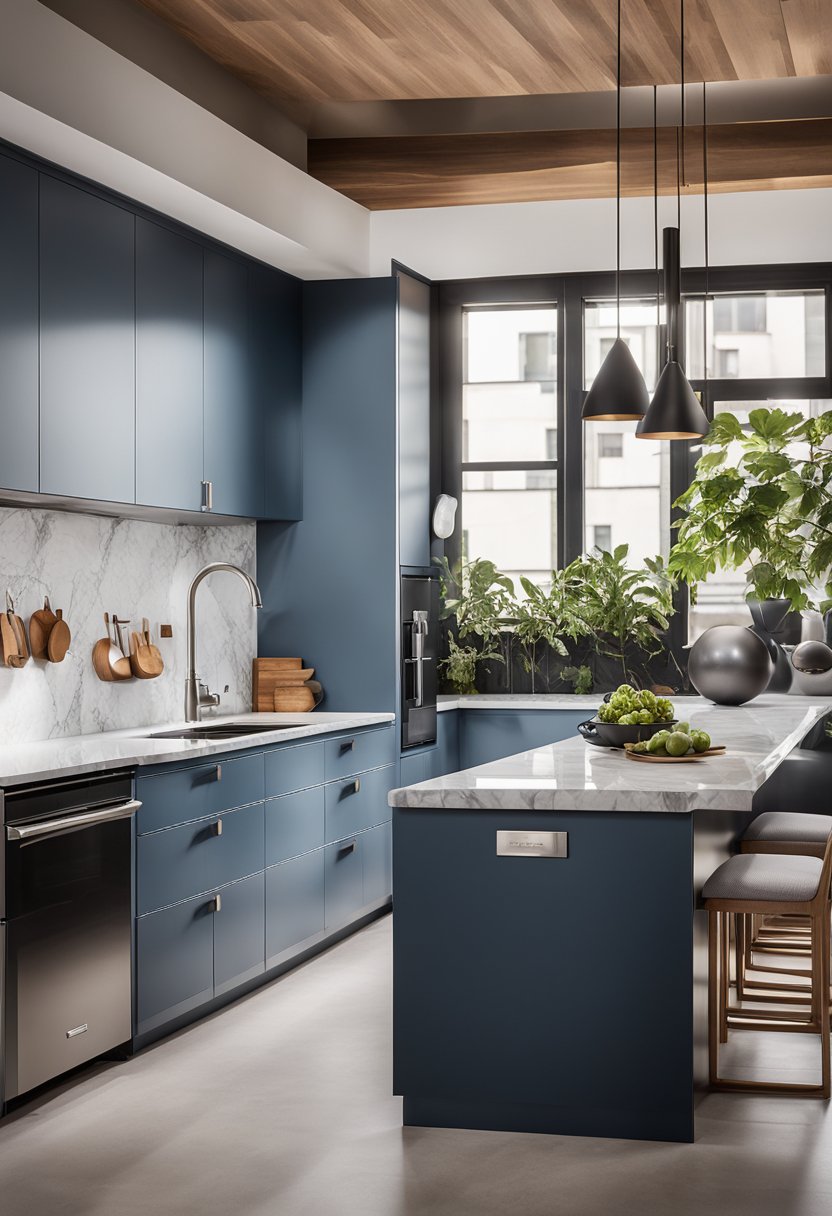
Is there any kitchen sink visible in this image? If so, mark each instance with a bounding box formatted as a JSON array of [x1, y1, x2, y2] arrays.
[[148, 723, 301, 741]]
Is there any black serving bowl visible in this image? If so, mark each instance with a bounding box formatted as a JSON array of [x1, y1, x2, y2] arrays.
[[577, 718, 678, 748]]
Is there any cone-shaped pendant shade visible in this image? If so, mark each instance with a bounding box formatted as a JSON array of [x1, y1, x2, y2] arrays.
[[581, 337, 649, 421], [635, 360, 710, 439]]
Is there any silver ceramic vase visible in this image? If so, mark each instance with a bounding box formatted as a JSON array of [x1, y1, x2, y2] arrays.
[[688, 626, 773, 706]]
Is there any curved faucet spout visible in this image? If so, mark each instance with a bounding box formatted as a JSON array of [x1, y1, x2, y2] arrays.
[[185, 562, 262, 721]]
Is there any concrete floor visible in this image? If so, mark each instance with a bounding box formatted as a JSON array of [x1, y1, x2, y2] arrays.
[[1, 914, 831, 1216]]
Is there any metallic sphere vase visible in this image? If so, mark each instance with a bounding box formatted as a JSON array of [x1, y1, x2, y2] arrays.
[[688, 626, 773, 706]]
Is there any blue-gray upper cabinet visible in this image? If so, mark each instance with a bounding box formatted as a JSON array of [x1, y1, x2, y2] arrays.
[[397, 269, 432, 569], [136, 219, 204, 511], [251, 263, 302, 521], [203, 249, 263, 519], [0, 155, 38, 494], [39, 176, 135, 504]]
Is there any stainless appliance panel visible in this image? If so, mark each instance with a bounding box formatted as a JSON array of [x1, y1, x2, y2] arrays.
[[401, 575, 438, 749]]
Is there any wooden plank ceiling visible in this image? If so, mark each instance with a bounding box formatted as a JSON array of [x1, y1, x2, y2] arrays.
[[136, 0, 832, 207]]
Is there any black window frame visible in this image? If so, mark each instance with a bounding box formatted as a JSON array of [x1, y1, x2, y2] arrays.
[[437, 261, 832, 654]]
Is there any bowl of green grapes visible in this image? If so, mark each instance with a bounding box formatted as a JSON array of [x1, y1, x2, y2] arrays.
[[578, 684, 678, 747]]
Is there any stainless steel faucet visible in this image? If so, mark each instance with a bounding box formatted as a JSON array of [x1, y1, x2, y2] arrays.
[[185, 562, 263, 722]]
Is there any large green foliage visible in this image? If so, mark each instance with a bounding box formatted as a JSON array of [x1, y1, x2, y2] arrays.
[[669, 407, 832, 612]]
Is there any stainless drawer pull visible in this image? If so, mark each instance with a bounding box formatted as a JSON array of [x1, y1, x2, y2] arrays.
[[338, 841, 357, 858], [211, 819, 223, 837], [344, 778, 361, 796], [66, 1023, 88, 1039], [340, 739, 356, 754], [210, 894, 222, 913], [213, 764, 222, 782]]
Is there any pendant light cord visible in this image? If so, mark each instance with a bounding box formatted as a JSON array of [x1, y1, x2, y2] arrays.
[[680, 0, 685, 188], [615, 0, 621, 338], [703, 79, 709, 398], [654, 85, 660, 371]]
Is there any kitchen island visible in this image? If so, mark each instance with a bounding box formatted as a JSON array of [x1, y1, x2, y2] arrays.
[[389, 697, 832, 1143]]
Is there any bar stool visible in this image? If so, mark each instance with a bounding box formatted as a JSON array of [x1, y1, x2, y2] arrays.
[[736, 813, 832, 1001], [703, 835, 832, 1096]]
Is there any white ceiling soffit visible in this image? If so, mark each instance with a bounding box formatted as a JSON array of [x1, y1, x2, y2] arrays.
[[0, 0, 370, 280]]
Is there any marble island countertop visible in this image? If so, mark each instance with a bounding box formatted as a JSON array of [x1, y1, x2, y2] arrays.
[[392, 696, 832, 814], [0, 712, 395, 787]]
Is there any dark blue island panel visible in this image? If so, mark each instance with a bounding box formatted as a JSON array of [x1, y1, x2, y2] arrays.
[[393, 806, 697, 1143]]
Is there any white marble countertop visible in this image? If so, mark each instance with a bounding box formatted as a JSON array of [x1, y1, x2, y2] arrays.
[[437, 694, 604, 712], [0, 712, 395, 787], [392, 696, 831, 814]]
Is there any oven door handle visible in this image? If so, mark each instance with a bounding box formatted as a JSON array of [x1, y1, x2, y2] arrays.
[[6, 799, 142, 845]]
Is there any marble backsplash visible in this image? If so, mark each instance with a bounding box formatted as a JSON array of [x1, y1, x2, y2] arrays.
[[0, 506, 257, 743]]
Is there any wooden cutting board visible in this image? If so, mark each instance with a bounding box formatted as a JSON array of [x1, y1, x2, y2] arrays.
[[252, 657, 304, 711]]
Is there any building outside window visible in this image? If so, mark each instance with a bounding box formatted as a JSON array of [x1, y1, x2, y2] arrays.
[[592, 524, 612, 552], [462, 306, 558, 589], [597, 433, 623, 459]]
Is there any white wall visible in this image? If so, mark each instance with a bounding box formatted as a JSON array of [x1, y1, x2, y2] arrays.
[[0, 507, 257, 742], [0, 0, 370, 279], [370, 188, 832, 281]]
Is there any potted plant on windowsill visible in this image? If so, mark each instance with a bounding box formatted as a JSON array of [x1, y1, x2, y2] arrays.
[[668, 407, 832, 617], [509, 568, 588, 694], [434, 556, 515, 694]]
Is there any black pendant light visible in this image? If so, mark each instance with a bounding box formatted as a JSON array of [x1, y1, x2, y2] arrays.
[[635, 0, 709, 441], [581, 0, 649, 422]]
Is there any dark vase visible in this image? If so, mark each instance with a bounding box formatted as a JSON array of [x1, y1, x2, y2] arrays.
[[748, 598, 794, 693], [749, 598, 791, 635]]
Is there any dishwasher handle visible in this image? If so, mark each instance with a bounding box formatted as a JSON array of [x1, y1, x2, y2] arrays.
[[7, 798, 142, 845]]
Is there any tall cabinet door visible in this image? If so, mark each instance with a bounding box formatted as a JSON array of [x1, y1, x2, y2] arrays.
[[0, 155, 39, 493], [397, 270, 431, 568], [136, 219, 204, 511], [251, 263, 302, 521], [204, 250, 263, 518], [40, 176, 135, 503]]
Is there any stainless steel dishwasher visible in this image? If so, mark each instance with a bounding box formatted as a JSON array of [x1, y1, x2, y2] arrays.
[[1, 770, 139, 1107]]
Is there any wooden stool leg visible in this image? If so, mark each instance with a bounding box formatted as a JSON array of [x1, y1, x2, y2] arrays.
[[720, 911, 730, 1043], [709, 910, 720, 1086], [735, 914, 745, 1001], [822, 907, 831, 1100]]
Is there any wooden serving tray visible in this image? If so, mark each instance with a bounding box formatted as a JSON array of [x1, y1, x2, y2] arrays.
[[624, 746, 726, 763]]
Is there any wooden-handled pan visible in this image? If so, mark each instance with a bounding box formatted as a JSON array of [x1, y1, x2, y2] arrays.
[[2, 592, 29, 668]]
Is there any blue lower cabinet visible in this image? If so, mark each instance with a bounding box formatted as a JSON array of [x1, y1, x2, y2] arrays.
[[362, 821, 392, 907], [209, 802, 265, 890], [324, 764, 394, 844], [459, 711, 589, 770], [400, 751, 431, 787], [265, 849, 325, 965], [136, 751, 264, 835], [136, 893, 215, 1035], [325, 837, 365, 927], [436, 711, 460, 776], [214, 872, 265, 996], [265, 787, 325, 866]]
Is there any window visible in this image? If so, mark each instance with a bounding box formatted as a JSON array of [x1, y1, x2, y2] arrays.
[[687, 399, 832, 642], [462, 306, 558, 586], [686, 290, 826, 380], [583, 299, 670, 565], [593, 525, 612, 552], [597, 433, 623, 459]]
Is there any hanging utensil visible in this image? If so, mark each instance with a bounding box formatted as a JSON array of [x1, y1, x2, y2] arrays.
[[47, 609, 71, 663], [29, 596, 58, 660], [4, 591, 28, 669]]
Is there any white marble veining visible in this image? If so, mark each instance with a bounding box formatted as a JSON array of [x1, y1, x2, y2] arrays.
[[0, 505, 258, 742], [0, 711, 395, 786], [392, 696, 832, 814]]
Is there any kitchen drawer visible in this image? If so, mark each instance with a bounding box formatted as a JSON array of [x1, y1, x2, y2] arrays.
[[136, 892, 215, 1035], [137, 801, 264, 915], [362, 820, 392, 907], [324, 837, 364, 928], [265, 848, 325, 965], [136, 751, 265, 834], [265, 786, 325, 866], [324, 727, 395, 781], [324, 763, 394, 845], [214, 872, 265, 996], [264, 741, 324, 798]]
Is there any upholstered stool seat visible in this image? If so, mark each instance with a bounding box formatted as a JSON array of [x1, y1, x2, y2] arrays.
[[704, 854, 823, 904], [741, 812, 832, 856]]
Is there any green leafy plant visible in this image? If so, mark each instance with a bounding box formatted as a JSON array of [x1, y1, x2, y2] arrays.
[[562, 664, 593, 694], [510, 570, 587, 692], [564, 545, 678, 688], [669, 407, 832, 612], [433, 556, 515, 642], [437, 631, 503, 695]]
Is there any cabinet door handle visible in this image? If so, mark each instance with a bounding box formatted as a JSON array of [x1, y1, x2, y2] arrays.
[[340, 738, 356, 754], [212, 764, 222, 782], [210, 894, 222, 913], [211, 819, 223, 837], [201, 480, 213, 512], [344, 778, 360, 796], [338, 840, 357, 858]]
